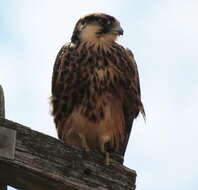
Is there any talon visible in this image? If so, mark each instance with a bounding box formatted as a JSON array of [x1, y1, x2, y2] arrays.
[[105, 152, 110, 165], [79, 133, 90, 151], [85, 146, 90, 152], [99, 139, 111, 165]]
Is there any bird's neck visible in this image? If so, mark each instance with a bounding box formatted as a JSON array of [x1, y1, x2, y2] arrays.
[[74, 41, 118, 54]]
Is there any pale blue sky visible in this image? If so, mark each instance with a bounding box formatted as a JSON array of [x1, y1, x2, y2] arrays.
[[1, 0, 198, 190]]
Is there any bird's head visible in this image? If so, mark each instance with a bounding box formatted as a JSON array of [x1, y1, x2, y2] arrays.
[[71, 13, 123, 45]]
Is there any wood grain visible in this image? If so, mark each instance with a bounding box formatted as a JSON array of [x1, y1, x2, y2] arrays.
[[0, 118, 136, 190]]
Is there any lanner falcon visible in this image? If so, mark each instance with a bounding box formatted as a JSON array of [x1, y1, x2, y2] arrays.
[[51, 13, 145, 165]]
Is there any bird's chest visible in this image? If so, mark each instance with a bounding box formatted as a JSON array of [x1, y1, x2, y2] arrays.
[[94, 60, 109, 80], [74, 48, 127, 96], [92, 58, 116, 81]]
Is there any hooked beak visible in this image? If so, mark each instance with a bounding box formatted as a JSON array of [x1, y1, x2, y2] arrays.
[[111, 24, 124, 35]]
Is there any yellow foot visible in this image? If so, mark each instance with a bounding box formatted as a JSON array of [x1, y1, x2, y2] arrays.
[[79, 133, 90, 152], [100, 141, 111, 165], [105, 152, 110, 166]]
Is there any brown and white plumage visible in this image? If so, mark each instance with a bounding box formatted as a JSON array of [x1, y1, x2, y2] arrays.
[[51, 13, 145, 164]]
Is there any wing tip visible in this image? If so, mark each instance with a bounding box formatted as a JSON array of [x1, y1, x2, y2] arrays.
[[138, 105, 146, 122]]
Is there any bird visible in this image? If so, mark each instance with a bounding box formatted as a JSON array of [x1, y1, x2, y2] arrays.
[[51, 13, 145, 165]]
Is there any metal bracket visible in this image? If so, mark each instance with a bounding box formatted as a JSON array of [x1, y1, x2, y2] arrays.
[[0, 126, 16, 159]]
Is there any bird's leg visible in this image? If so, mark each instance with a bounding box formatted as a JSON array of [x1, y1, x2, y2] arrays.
[[78, 133, 90, 152], [62, 128, 73, 142], [100, 139, 110, 165]]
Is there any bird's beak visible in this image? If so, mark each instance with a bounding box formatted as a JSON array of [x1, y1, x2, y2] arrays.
[[111, 24, 124, 35]]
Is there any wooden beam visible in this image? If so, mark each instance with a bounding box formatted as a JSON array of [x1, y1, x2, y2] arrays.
[[0, 118, 136, 190]]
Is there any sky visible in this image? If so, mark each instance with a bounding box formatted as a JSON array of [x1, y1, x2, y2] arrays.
[[1, 0, 198, 189]]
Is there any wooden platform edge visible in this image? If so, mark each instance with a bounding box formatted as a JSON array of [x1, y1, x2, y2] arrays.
[[0, 118, 136, 190]]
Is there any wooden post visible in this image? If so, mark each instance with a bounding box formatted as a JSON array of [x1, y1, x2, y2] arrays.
[[0, 118, 136, 190], [0, 85, 7, 190], [0, 85, 5, 118], [0, 85, 137, 190]]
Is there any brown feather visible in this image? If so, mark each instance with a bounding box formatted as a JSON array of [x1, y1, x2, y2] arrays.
[[51, 13, 145, 156]]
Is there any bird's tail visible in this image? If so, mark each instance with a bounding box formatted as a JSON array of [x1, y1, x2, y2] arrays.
[[139, 104, 146, 122]]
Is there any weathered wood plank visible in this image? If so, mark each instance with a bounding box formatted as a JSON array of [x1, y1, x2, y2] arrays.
[[0, 118, 136, 190]]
